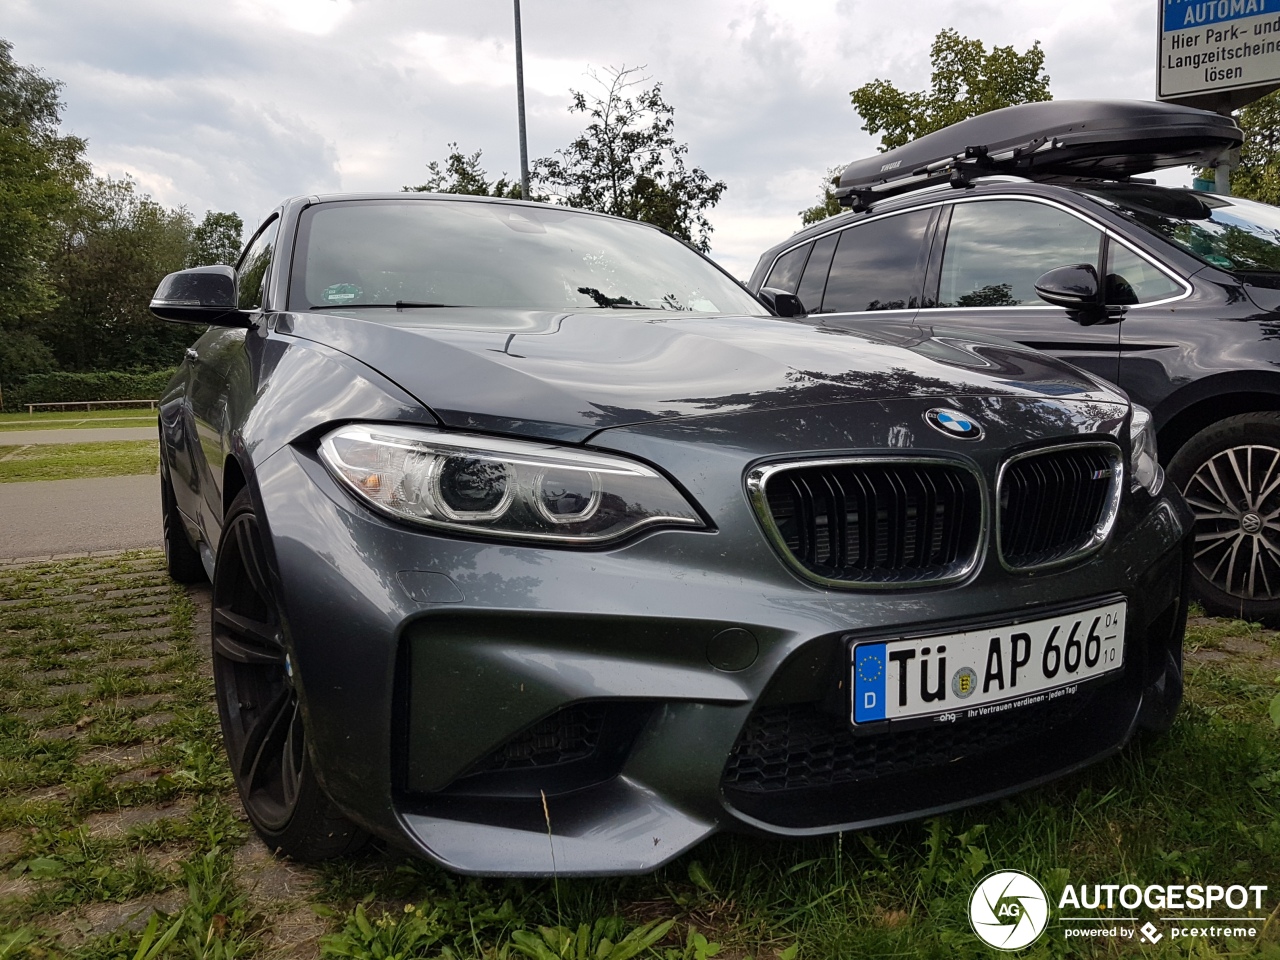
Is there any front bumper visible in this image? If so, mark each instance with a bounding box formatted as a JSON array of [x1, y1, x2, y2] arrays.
[[253, 432, 1189, 876]]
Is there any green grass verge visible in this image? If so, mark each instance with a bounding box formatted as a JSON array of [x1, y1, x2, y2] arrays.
[[0, 556, 1278, 958], [0, 440, 159, 482], [0, 409, 158, 430]]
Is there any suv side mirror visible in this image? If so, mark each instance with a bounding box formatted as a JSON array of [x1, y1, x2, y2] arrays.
[[1034, 264, 1115, 326], [150, 266, 254, 327], [758, 286, 807, 318]]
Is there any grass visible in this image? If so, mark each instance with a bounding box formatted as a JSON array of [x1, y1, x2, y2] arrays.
[[0, 409, 158, 431], [0, 555, 1278, 958], [0, 440, 159, 482]]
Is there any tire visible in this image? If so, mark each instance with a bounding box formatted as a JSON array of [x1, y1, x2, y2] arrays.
[[160, 464, 206, 584], [211, 488, 367, 862], [1168, 412, 1280, 625]]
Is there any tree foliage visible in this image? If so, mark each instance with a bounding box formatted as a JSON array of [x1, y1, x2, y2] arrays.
[[801, 29, 1052, 226], [404, 142, 525, 199], [39, 177, 196, 373], [0, 37, 249, 397], [1231, 90, 1280, 205], [0, 39, 87, 385], [850, 28, 1052, 153], [534, 66, 726, 252], [187, 210, 244, 267]]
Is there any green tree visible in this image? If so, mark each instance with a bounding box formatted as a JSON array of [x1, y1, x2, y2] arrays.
[[0, 38, 87, 386], [802, 29, 1051, 225], [187, 210, 244, 267], [1231, 90, 1280, 205], [851, 28, 1052, 152], [404, 142, 524, 198], [38, 177, 196, 373], [534, 66, 727, 252]]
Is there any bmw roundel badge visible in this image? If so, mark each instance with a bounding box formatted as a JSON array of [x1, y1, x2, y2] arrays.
[[924, 408, 983, 440]]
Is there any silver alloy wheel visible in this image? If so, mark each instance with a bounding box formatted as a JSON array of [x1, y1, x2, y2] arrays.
[[1182, 444, 1280, 600]]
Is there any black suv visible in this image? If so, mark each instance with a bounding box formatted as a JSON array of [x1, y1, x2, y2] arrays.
[[748, 100, 1280, 623]]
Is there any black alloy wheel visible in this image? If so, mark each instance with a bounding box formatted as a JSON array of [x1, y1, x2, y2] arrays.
[[1169, 412, 1280, 626], [211, 488, 366, 861]]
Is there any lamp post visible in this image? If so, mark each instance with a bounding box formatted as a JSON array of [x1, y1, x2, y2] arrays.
[[513, 0, 531, 200]]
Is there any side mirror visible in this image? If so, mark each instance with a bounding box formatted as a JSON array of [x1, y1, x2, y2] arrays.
[[150, 266, 253, 326], [1034, 264, 1114, 326], [758, 286, 807, 318]]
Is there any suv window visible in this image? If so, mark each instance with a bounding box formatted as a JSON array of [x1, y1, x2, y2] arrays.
[[238, 217, 279, 310], [938, 200, 1102, 307], [1105, 242, 1183, 304], [763, 242, 812, 294], [823, 210, 932, 312], [797, 233, 838, 313]]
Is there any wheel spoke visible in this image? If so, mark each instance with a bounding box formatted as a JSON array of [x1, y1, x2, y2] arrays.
[[280, 701, 305, 810], [1227, 448, 1253, 510], [242, 685, 293, 786], [212, 608, 282, 662], [235, 517, 274, 604]]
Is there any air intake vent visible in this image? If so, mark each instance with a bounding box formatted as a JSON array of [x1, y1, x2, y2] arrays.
[[998, 443, 1122, 571], [749, 459, 984, 588]]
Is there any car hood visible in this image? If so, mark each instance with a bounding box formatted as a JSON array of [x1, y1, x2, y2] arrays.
[[276, 308, 1119, 443]]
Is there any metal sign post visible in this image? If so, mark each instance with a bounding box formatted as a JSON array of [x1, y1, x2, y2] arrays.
[[514, 0, 531, 201]]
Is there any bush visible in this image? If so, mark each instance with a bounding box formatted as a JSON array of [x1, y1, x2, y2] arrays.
[[2, 369, 178, 409]]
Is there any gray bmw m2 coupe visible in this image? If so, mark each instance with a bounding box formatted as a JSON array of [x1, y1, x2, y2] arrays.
[[151, 194, 1189, 875]]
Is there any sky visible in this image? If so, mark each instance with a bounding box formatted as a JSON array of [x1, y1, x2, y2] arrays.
[[4, 0, 1172, 279]]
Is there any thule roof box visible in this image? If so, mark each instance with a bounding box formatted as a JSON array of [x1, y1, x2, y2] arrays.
[[836, 99, 1242, 211]]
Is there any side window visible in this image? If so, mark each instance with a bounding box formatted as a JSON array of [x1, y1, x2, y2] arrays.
[[938, 200, 1102, 307], [822, 210, 933, 313], [1105, 242, 1183, 304], [238, 218, 280, 310], [797, 233, 838, 313], [764, 243, 812, 294]]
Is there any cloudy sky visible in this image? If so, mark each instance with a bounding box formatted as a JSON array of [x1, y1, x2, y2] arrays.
[[6, 0, 1169, 278]]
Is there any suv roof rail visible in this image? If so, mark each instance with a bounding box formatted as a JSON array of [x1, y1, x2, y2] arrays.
[[835, 100, 1242, 212]]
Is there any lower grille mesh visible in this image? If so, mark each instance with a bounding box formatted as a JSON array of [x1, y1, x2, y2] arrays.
[[468, 704, 606, 773], [723, 695, 1092, 793]]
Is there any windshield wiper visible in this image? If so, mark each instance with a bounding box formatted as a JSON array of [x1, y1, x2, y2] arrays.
[[576, 286, 655, 309], [310, 302, 467, 311]]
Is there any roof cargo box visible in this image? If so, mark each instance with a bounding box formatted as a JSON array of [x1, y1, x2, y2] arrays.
[[837, 100, 1242, 208]]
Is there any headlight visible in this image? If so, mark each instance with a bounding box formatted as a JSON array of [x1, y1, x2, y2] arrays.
[[1129, 404, 1164, 496], [318, 424, 705, 543]]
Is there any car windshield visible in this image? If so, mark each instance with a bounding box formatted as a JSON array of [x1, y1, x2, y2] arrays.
[[288, 199, 762, 314], [1077, 184, 1280, 274]]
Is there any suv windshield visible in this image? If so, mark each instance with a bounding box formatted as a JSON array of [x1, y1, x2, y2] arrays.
[[1077, 184, 1280, 274], [289, 199, 762, 314]]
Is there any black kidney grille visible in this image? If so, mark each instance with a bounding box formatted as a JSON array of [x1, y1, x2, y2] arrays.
[[761, 461, 982, 584], [999, 446, 1120, 569], [723, 694, 1092, 793]]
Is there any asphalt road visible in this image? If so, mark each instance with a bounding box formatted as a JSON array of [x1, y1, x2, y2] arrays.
[[0, 474, 161, 559], [0, 427, 157, 446]]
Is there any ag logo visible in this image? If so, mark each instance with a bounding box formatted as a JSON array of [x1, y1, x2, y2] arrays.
[[925, 408, 983, 440], [969, 870, 1049, 950]]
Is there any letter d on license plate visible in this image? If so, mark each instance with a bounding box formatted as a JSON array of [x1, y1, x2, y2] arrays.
[[851, 599, 1126, 725]]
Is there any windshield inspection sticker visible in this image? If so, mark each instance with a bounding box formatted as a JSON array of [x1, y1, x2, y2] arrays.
[[322, 283, 362, 303]]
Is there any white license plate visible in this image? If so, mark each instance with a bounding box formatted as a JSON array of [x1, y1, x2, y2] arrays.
[[850, 599, 1126, 725]]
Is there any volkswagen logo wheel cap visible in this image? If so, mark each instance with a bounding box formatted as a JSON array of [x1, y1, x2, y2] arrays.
[[925, 408, 983, 440]]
